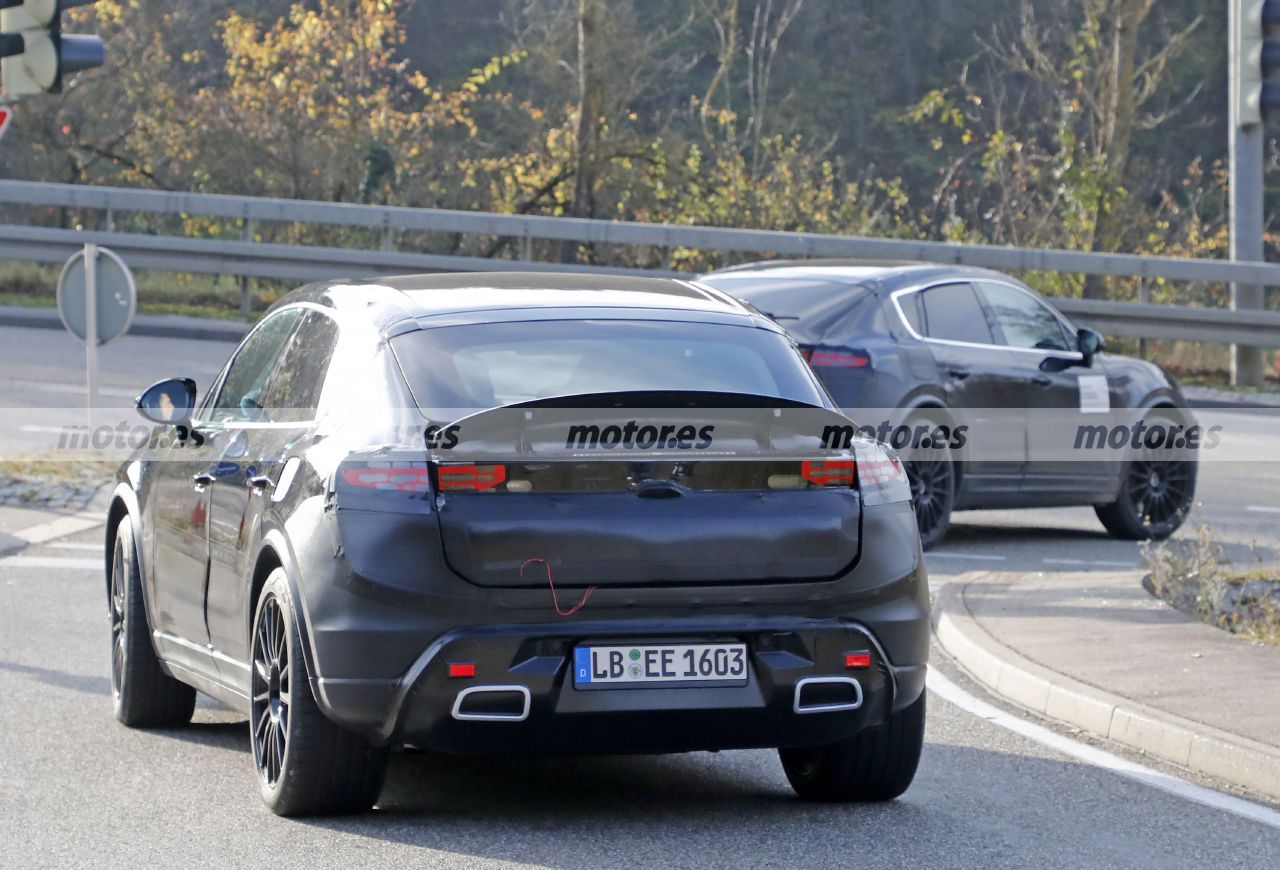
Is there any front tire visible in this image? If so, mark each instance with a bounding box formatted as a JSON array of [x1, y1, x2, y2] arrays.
[[1095, 413, 1197, 541], [109, 519, 196, 728], [250, 569, 386, 816], [780, 692, 926, 802]]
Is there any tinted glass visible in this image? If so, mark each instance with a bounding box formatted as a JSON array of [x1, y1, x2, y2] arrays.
[[978, 282, 1073, 351], [209, 309, 301, 422], [257, 310, 340, 421], [920, 284, 994, 345], [697, 277, 863, 322], [391, 320, 825, 412]]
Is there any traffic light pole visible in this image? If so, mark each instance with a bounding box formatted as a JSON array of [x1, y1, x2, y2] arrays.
[[1230, 0, 1270, 387], [1230, 119, 1266, 387]]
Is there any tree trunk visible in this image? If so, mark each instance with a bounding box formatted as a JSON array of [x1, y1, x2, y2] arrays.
[[563, 0, 604, 263]]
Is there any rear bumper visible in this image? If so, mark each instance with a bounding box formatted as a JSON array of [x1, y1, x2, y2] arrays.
[[315, 617, 924, 753], [299, 500, 930, 752]]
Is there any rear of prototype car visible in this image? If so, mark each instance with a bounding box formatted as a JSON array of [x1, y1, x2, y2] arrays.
[[303, 309, 930, 803]]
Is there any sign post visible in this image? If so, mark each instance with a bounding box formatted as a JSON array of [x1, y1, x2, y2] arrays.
[[56, 244, 137, 428]]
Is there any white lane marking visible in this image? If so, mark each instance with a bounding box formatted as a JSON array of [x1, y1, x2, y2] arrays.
[[927, 668, 1280, 830], [1245, 505, 1280, 514], [47, 542, 103, 552], [18, 425, 79, 434], [927, 552, 1007, 562], [14, 514, 103, 546], [0, 556, 100, 571], [1041, 557, 1137, 568]]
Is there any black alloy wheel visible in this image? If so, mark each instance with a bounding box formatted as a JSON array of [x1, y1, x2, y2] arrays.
[[251, 592, 290, 789], [1095, 413, 1197, 541], [250, 569, 386, 816], [905, 454, 955, 551], [109, 518, 196, 728]]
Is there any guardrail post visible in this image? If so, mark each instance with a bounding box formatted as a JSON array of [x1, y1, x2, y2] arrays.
[[520, 231, 532, 263], [381, 213, 393, 253], [1137, 277, 1149, 358], [239, 218, 255, 317]]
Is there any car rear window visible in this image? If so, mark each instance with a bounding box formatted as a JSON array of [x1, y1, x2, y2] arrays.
[[391, 319, 825, 411], [697, 277, 863, 322]]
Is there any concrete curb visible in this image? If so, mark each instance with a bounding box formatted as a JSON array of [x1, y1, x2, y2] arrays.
[[0, 304, 249, 343], [933, 577, 1280, 802]]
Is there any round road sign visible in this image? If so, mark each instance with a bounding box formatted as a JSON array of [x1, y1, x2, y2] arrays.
[[56, 245, 137, 346]]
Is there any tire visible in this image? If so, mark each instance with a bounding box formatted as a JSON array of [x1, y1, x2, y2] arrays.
[[1095, 413, 1197, 541], [902, 414, 956, 551], [779, 692, 926, 802], [109, 518, 197, 728], [251, 569, 386, 816]]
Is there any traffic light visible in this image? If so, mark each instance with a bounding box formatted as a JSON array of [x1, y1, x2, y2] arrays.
[[0, 0, 103, 98]]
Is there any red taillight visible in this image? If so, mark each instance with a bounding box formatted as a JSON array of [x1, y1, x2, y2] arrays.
[[801, 459, 857, 487], [437, 464, 507, 491], [808, 348, 870, 368], [845, 652, 872, 669], [341, 466, 432, 492], [448, 662, 476, 679]]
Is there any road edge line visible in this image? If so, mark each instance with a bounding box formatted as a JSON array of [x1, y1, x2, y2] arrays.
[[932, 578, 1280, 804]]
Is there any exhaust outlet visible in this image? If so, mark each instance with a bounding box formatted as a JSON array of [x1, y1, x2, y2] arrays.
[[451, 685, 531, 722], [793, 677, 863, 714]]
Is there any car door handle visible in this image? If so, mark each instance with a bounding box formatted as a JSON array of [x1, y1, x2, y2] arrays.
[[1031, 375, 1052, 388], [192, 472, 215, 491], [947, 368, 970, 380], [248, 474, 274, 493]]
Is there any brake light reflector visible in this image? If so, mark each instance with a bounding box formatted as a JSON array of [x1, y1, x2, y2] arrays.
[[438, 464, 507, 491], [341, 465, 432, 492], [845, 652, 872, 669], [448, 662, 476, 678], [801, 459, 857, 487]]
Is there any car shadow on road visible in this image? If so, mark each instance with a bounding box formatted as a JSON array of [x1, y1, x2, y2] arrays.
[[0, 659, 110, 696], [285, 739, 1245, 867]]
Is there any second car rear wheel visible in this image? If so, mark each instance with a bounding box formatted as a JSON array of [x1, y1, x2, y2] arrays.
[[903, 414, 956, 550], [780, 692, 926, 802], [250, 569, 386, 816]]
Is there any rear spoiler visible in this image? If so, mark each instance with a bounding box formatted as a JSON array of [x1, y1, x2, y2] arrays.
[[425, 391, 867, 463]]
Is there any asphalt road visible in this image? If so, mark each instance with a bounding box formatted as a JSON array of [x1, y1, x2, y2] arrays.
[[3, 324, 1280, 866]]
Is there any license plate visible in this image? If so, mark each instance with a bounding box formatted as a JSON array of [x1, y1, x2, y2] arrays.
[[573, 643, 749, 688]]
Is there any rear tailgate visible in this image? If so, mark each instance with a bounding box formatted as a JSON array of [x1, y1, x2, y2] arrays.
[[430, 393, 864, 588]]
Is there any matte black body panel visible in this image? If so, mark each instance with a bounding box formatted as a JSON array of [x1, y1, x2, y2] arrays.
[[109, 272, 931, 757]]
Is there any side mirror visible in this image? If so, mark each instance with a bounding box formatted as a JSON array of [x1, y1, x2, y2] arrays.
[[137, 378, 197, 426], [1077, 328, 1105, 364]]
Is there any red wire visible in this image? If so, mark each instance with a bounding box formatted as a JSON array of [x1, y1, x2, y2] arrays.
[[520, 557, 596, 617]]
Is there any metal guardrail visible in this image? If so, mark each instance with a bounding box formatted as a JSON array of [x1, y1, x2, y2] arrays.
[[0, 180, 1277, 346]]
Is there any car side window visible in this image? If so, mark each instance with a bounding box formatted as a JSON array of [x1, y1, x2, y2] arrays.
[[208, 309, 302, 423], [920, 283, 995, 345], [257, 310, 341, 422], [978, 282, 1074, 352]]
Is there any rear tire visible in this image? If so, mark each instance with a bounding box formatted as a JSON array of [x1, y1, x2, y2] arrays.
[[109, 519, 196, 728], [780, 692, 926, 802], [1095, 412, 1197, 541], [903, 413, 956, 550], [251, 569, 386, 817]]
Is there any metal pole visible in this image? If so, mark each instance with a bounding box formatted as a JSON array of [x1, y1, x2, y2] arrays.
[[1137, 277, 1149, 359], [1230, 0, 1267, 387], [84, 243, 98, 431], [1230, 121, 1267, 387]]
